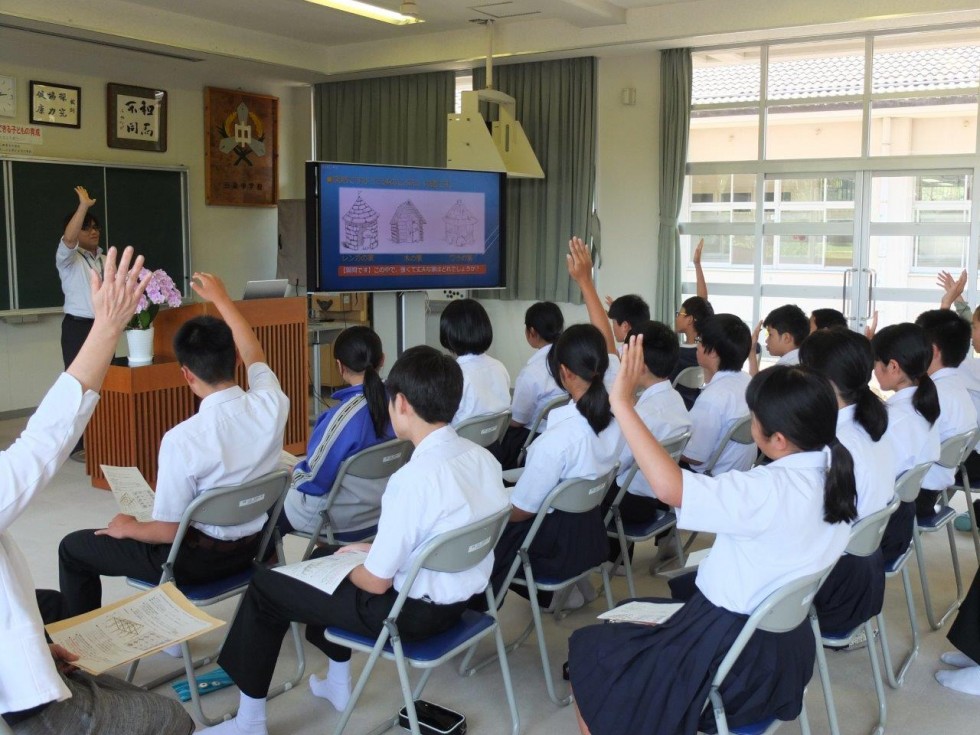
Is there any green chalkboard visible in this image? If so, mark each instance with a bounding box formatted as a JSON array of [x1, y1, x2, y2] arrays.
[[3, 158, 186, 310]]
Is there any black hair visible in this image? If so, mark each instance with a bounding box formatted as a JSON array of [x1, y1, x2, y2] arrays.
[[746, 366, 858, 525], [552, 324, 612, 435], [627, 320, 679, 379], [440, 298, 493, 356], [173, 316, 236, 385], [763, 304, 809, 347], [680, 296, 714, 335], [799, 328, 888, 441], [915, 308, 971, 368], [63, 211, 100, 231], [524, 302, 564, 344], [607, 294, 650, 329], [699, 314, 752, 372], [810, 308, 848, 331], [385, 345, 463, 425], [334, 326, 389, 438], [871, 323, 941, 427]]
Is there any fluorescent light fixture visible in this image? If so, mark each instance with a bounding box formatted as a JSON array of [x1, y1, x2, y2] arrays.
[[303, 0, 423, 25]]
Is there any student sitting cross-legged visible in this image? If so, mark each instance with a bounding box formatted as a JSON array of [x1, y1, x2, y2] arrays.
[[277, 326, 395, 538], [197, 346, 509, 735], [568, 344, 857, 735], [58, 273, 290, 616]]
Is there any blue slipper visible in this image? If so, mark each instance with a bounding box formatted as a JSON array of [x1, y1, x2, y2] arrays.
[[954, 513, 975, 533], [171, 667, 234, 702]]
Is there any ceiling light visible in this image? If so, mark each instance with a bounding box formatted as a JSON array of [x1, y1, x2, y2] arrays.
[[304, 0, 423, 25]]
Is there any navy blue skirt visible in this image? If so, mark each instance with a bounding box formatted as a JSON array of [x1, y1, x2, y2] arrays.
[[813, 551, 885, 636], [880, 500, 915, 566], [568, 591, 814, 735]]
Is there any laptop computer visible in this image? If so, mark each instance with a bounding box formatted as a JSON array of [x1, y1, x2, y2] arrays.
[[242, 279, 290, 300]]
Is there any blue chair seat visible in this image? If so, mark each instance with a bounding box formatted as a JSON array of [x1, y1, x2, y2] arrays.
[[126, 567, 256, 603], [730, 717, 778, 735], [918, 506, 957, 531], [621, 512, 676, 540], [333, 525, 378, 543], [326, 610, 494, 662], [821, 628, 861, 646], [884, 547, 913, 575]]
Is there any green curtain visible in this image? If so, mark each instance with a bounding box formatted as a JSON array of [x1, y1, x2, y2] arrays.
[[655, 48, 692, 323], [472, 57, 598, 302], [313, 71, 454, 166]]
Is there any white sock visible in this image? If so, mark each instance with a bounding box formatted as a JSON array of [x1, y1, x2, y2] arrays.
[[936, 665, 980, 696], [309, 659, 351, 712], [197, 693, 267, 734], [941, 651, 978, 668]]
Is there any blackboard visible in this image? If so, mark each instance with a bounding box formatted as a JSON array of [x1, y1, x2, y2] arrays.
[[2, 158, 187, 310]]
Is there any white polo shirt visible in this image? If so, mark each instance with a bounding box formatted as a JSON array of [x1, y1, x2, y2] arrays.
[[152, 362, 290, 539], [922, 367, 978, 490], [884, 386, 940, 477], [777, 348, 800, 366], [510, 344, 564, 431], [959, 355, 980, 451], [677, 451, 851, 615], [617, 381, 692, 499], [836, 404, 895, 520], [363, 426, 509, 604], [452, 353, 511, 426], [511, 402, 620, 515], [56, 239, 104, 318], [685, 369, 754, 475]]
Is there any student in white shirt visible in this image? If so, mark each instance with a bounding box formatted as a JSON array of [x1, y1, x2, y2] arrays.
[[799, 328, 895, 635], [439, 298, 510, 426], [2, 247, 194, 735], [606, 294, 650, 345], [198, 346, 509, 735], [871, 323, 941, 564], [569, 346, 856, 735], [672, 296, 714, 409], [748, 303, 808, 376], [495, 301, 566, 469], [914, 308, 978, 519], [682, 314, 755, 475], [58, 273, 290, 616]]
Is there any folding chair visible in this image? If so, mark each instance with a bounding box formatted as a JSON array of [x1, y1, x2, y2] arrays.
[[672, 365, 705, 391], [915, 429, 975, 630], [324, 507, 519, 735], [287, 438, 413, 561], [516, 393, 569, 467], [951, 428, 980, 564], [700, 567, 829, 735], [123, 469, 304, 725], [454, 410, 511, 448], [809, 497, 900, 735], [877, 461, 932, 688], [459, 465, 619, 706], [602, 430, 691, 599]]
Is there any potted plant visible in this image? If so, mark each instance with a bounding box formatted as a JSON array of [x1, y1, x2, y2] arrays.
[[126, 268, 182, 366]]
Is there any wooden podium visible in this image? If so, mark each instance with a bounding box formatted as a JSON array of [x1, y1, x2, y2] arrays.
[[85, 297, 309, 489]]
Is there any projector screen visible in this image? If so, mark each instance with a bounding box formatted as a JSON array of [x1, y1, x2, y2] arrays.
[[306, 162, 506, 293]]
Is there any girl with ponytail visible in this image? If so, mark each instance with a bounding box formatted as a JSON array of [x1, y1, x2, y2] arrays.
[[871, 323, 942, 564], [279, 326, 394, 537], [799, 327, 896, 636], [569, 343, 855, 735]]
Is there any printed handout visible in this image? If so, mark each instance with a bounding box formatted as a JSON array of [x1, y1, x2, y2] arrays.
[[597, 601, 685, 626], [272, 550, 368, 595], [100, 465, 156, 522]]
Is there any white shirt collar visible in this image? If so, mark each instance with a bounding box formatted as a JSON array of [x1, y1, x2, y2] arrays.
[[836, 403, 856, 430], [456, 353, 482, 365], [412, 424, 457, 457], [705, 369, 742, 386], [638, 380, 672, 403], [199, 385, 246, 411], [932, 366, 959, 381]]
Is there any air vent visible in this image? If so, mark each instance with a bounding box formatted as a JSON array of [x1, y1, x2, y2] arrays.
[[469, 2, 542, 20]]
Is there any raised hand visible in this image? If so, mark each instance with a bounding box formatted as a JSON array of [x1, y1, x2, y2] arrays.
[[89, 246, 149, 334], [566, 236, 595, 285], [190, 272, 232, 305], [74, 185, 96, 208], [610, 334, 644, 413]]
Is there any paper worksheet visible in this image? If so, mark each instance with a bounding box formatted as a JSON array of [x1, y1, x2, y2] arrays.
[[272, 550, 368, 595], [100, 465, 156, 522], [46, 583, 225, 675], [684, 548, 711, 568], [597, 601, 684, 625], [279, 449, 302, 470]]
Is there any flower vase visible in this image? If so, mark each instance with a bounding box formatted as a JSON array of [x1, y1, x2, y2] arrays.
[[126, 327, 154, 367]]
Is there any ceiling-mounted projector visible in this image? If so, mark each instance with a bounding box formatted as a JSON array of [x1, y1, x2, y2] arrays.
[[446, 21, 544, 179]]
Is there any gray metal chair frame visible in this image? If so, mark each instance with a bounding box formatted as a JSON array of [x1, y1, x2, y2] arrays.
[[809, 497, 900, 735], [454, 410, 512, 448], [603, 431, 691, 599], [702, 567, 828, 735], [459, 465, 619, 706], [877, 461, 932, 688], [123, 469, 304, 726], [952, 427, 980, 565], [324, 507, 519, 735], [288, 438, 413, 560], [915, 429, 975, 630], [672, 365, 705, 391], [516, 393, 569, 466]]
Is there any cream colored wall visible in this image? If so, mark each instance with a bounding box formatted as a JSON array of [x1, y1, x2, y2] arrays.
[[0, 52, 311, 411]]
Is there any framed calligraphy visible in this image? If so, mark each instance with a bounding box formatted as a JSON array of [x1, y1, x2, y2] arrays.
[[204, 87, 278, 207], [107, 83, 167, 152], [29, 81, 81, 128]]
